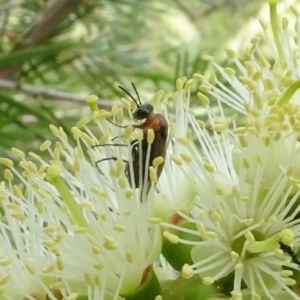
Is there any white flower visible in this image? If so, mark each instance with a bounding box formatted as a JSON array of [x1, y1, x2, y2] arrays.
[[0, 90, 168, 299], [154, 80, 199, 219], [162, 3, 300, 299], [0, 175, 58, 300]]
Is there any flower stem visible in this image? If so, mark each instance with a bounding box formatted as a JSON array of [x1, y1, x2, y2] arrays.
[[269, 0, 284, 62], [47, 165, 90, 230], [277, 79, 300, 106]]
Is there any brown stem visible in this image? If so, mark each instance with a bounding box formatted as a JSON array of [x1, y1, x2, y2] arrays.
[[0, 78, 116, 110], [1, 0, 84, 79], [28, 0, 84, 45]]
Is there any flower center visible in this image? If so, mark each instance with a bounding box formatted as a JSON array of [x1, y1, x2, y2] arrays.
[[231, 230, 264, 259]]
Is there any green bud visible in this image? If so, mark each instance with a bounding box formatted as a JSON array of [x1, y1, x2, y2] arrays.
[[161, 275, 219, 300], [162, 213, 201, 271], [122, 266, 161, 300]]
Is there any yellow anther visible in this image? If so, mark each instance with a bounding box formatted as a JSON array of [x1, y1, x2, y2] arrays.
[[42, 227, 55, 233], [176, 78, 183, 91], [285, 278, 296, 286], [56, 256, 64, 271], [111, 101, 119, 116], [42, 265, 55, 273], [231, 251, 239, 260], [224, 67, 236, 76], [199, 85, 211, 93], [197, 92, 210, 105], [77, 117, 90, 128], [11, 147, 25, 159], [0, 275, 9, 285], [203, 162, 214, 173], [211, 123, 228, 131], [81, 133, 95, 146], [147, 217, 162, 224], [113, 224, 126, 232], [224, 48, 236, 58], [126, 250, 133, 263], [233, 127, 247, 134], [170, 155, 182, 165], [205, 231, 217, 238], [193, 73, 204, 81], [72, 127, 81, 140], [43, 240, 56, 247], [28, 152, 41, 161], [123, 126, 133, 139], [259, 18, 268, 30], [203, 277, 214, 285], [40, 140, 52, 151], [163, 231, 179, 244], [243, 157, 250, 169], [202, 55, 214, 61], [93, 263, 104, 270], [238, 135, 248, 148], [74, 227, 88, 234], [115, 158, 125, 177], [49, 124, 60, 137], [280, 270, 293, 277], [181, 264, 194, 279], [137, 131, 144, 141], [0, 158, 13, 168], [25, 259, 36, 274], [98, 111, 112, 120], [118, 176, 127, 188], [125, 190, 133, 199], [185, 78, 194, 89], [66, 293, 79, 300], [7, 203, 20, 210], [92, 246, 102, 254], [91, 187, 108, 199], [176, 136, 190, 146], [103, 235, 118, 250], [180, 153, 192, 163], [11, 213, 26, 221], [245, 231, 255, 243], [149, 166, 158, 183], [153, 156, 164, 168], [4, 169, 13, 180], [253, 71, 262, 81], [147, 129, 155, 144]]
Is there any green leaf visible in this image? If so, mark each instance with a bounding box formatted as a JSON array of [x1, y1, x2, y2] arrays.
[[0, 41, 78, 67], [161, 275, 219, 300]]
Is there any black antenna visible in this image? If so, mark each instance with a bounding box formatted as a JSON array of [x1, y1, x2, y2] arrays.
[[118, 85, 140, 108], [131, 82, 142, 106], [95, 157, 128, 165]]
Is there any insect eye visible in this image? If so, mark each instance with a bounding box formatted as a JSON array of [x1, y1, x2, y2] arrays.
[[133, 104, 153, 120]]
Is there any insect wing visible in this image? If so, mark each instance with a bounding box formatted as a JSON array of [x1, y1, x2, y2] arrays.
[[125, 140, 148, 189]]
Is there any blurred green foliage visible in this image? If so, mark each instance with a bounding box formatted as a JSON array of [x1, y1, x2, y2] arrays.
[[0, 0, 262, 171]]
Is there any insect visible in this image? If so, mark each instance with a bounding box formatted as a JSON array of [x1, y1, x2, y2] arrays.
[[279, 242, 300, 267], [96, 83, 168, 198]]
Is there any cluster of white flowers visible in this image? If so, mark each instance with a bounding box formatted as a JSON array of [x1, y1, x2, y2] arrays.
[[160, 3, 300, 300], [1, 2, 300, 300]]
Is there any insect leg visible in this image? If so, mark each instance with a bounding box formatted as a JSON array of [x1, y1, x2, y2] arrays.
[[95, 157, 128, 165], [279, 242, 300, 267]]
